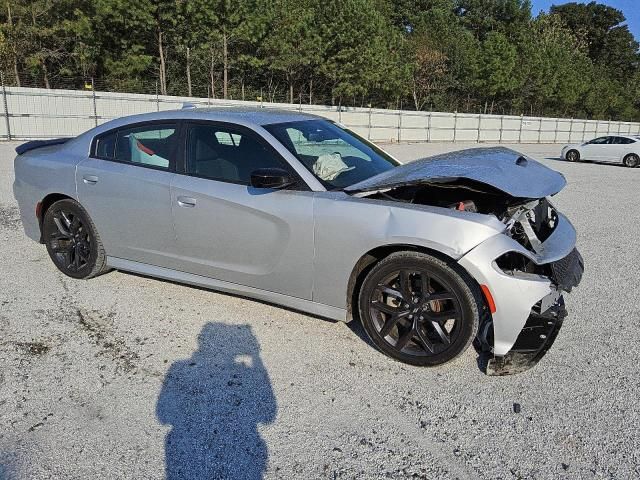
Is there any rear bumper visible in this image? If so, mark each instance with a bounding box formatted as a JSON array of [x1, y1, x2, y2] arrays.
[[486, 295, 567, 375], [12, 176, 41, 242]]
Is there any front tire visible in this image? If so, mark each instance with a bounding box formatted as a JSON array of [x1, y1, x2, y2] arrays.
[[357, 251, 481, 367], [623, 154, 639, 168], [42, 199, 107, 279], [566, 150, 580, 162]]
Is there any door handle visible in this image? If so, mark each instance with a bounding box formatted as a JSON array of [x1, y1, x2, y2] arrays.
[[82, 175, 98, 185], [177, 196, 197, 208]]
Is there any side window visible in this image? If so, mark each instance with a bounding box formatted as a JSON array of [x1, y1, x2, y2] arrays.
[[589, 137, 608, 145], [115, 124, 177, 169], [186, 124, 289, 184], [614, 137, 635, 144], [95, 132, 116, 159]]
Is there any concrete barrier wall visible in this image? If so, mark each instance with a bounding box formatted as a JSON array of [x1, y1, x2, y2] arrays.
[[2, 86, 639, 142]]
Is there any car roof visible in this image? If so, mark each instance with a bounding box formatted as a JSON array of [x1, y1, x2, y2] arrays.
[[65, 106, 326, 154], [588, 134, 638, 141], [91, 106, 322, 134]]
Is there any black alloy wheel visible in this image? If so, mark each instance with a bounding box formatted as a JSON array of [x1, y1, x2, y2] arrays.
[[358, 252, 480, 366], [43, 199, 106, 279]]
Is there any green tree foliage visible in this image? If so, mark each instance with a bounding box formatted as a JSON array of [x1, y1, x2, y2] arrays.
[[476, 32, 521, 111], [0, 0, 637, 120]]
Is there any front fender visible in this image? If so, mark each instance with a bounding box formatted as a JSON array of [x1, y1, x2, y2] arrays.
[[312, 192, 505, 310]]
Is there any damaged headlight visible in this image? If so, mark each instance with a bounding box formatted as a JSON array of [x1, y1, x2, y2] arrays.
[[504, 198, 558, 253]]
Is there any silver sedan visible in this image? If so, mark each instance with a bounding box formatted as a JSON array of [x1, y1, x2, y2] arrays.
[[13, 108, 583, 375]]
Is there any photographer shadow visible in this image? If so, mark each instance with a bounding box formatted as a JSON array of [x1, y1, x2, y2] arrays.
[[156, 322, 276, 480]]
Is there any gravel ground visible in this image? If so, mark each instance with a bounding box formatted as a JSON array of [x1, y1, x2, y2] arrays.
[[0, 141, 639, 480]]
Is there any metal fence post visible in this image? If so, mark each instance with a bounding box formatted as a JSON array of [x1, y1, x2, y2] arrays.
[[453, 112, 458, 142], [1, 73, 11, 141], [537, 118, 542, 144], [155, 82, 160, 111], [91, 78, 98, 127], [554, 118, 559, 143], [582, 120, 587, 141], [397, 109, 402, 143], [518, 115, 523, 143], [477, 114, 482, 143], [367, 105, 372, 141], [426, 112, 431, 143], [499, 115, 504, 144], [568, 117, 574, 143]]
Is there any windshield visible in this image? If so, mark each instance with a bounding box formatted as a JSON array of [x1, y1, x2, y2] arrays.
[[264, 119, 399, 189]]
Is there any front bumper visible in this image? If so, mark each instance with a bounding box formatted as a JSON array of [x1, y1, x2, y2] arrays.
[[486, 295, 567, 375], [459, 212, 583, 373]]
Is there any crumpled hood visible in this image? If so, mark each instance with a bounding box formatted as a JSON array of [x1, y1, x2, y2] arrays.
[[345, 147, 567, 198]]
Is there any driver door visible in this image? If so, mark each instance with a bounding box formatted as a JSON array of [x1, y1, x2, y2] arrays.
[[170, 121, 315, 300], [582, 136, 611, 160]]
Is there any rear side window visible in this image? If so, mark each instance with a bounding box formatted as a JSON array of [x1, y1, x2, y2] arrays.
[[613, 137, 635, 144], [116, 125, 177, 169], [93, 123, 178, 170]]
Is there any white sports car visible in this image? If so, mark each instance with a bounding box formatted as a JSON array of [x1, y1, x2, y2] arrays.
[[561, 135, 640, 167]]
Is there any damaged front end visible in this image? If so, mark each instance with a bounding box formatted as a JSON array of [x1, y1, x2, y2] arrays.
[[480, 199, 583, 375], [347, 148, 584, 375]]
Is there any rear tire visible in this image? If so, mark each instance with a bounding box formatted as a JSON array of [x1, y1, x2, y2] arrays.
[[357, 251, 481, 367], [623, 154, 639, 168], [42, 199, 107, 279], [566, 150, 580, 162]]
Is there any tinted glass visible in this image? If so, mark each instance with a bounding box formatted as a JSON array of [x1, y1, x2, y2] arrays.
[[589, 137, 609, 145], [186, 124, 287, 184], [115, 124, 177, 169], [264, 120, 398, 189], [95, 132, 116, 159], [613, 137, 635, 144]]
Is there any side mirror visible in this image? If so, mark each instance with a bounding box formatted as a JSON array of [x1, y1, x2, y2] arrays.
[[250, 168, 295, 189]]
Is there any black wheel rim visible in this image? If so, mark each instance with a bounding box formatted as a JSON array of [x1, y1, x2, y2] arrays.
[[368, 269, 462, 357], [48, 209, 91, 272], [568, 152, 577, 161]]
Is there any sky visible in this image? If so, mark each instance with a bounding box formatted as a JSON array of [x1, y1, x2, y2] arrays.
[[530, 0, 640, 41]]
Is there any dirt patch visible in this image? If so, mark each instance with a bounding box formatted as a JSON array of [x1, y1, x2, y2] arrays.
[[14, 341, 50, 356], [76, 308, 140, 373], [0, 205, 21, 230]]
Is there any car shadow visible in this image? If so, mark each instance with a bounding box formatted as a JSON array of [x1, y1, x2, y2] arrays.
[[347, 315, 491, 374], [156, 322, 276, 480], [544, 157, 627, 168]]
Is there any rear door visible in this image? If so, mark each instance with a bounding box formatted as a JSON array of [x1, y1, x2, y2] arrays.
[[170, 121, 315, 300], [609, 136, 636, 162], [76, 122, 179, 267]]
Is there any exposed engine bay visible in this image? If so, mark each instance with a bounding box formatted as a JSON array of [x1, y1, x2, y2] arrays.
[[362, 179, 555, 246]]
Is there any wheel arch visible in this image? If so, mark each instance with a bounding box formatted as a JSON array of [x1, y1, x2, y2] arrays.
[[37, 193, 75, 243], [345, 243, 475, 322]]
